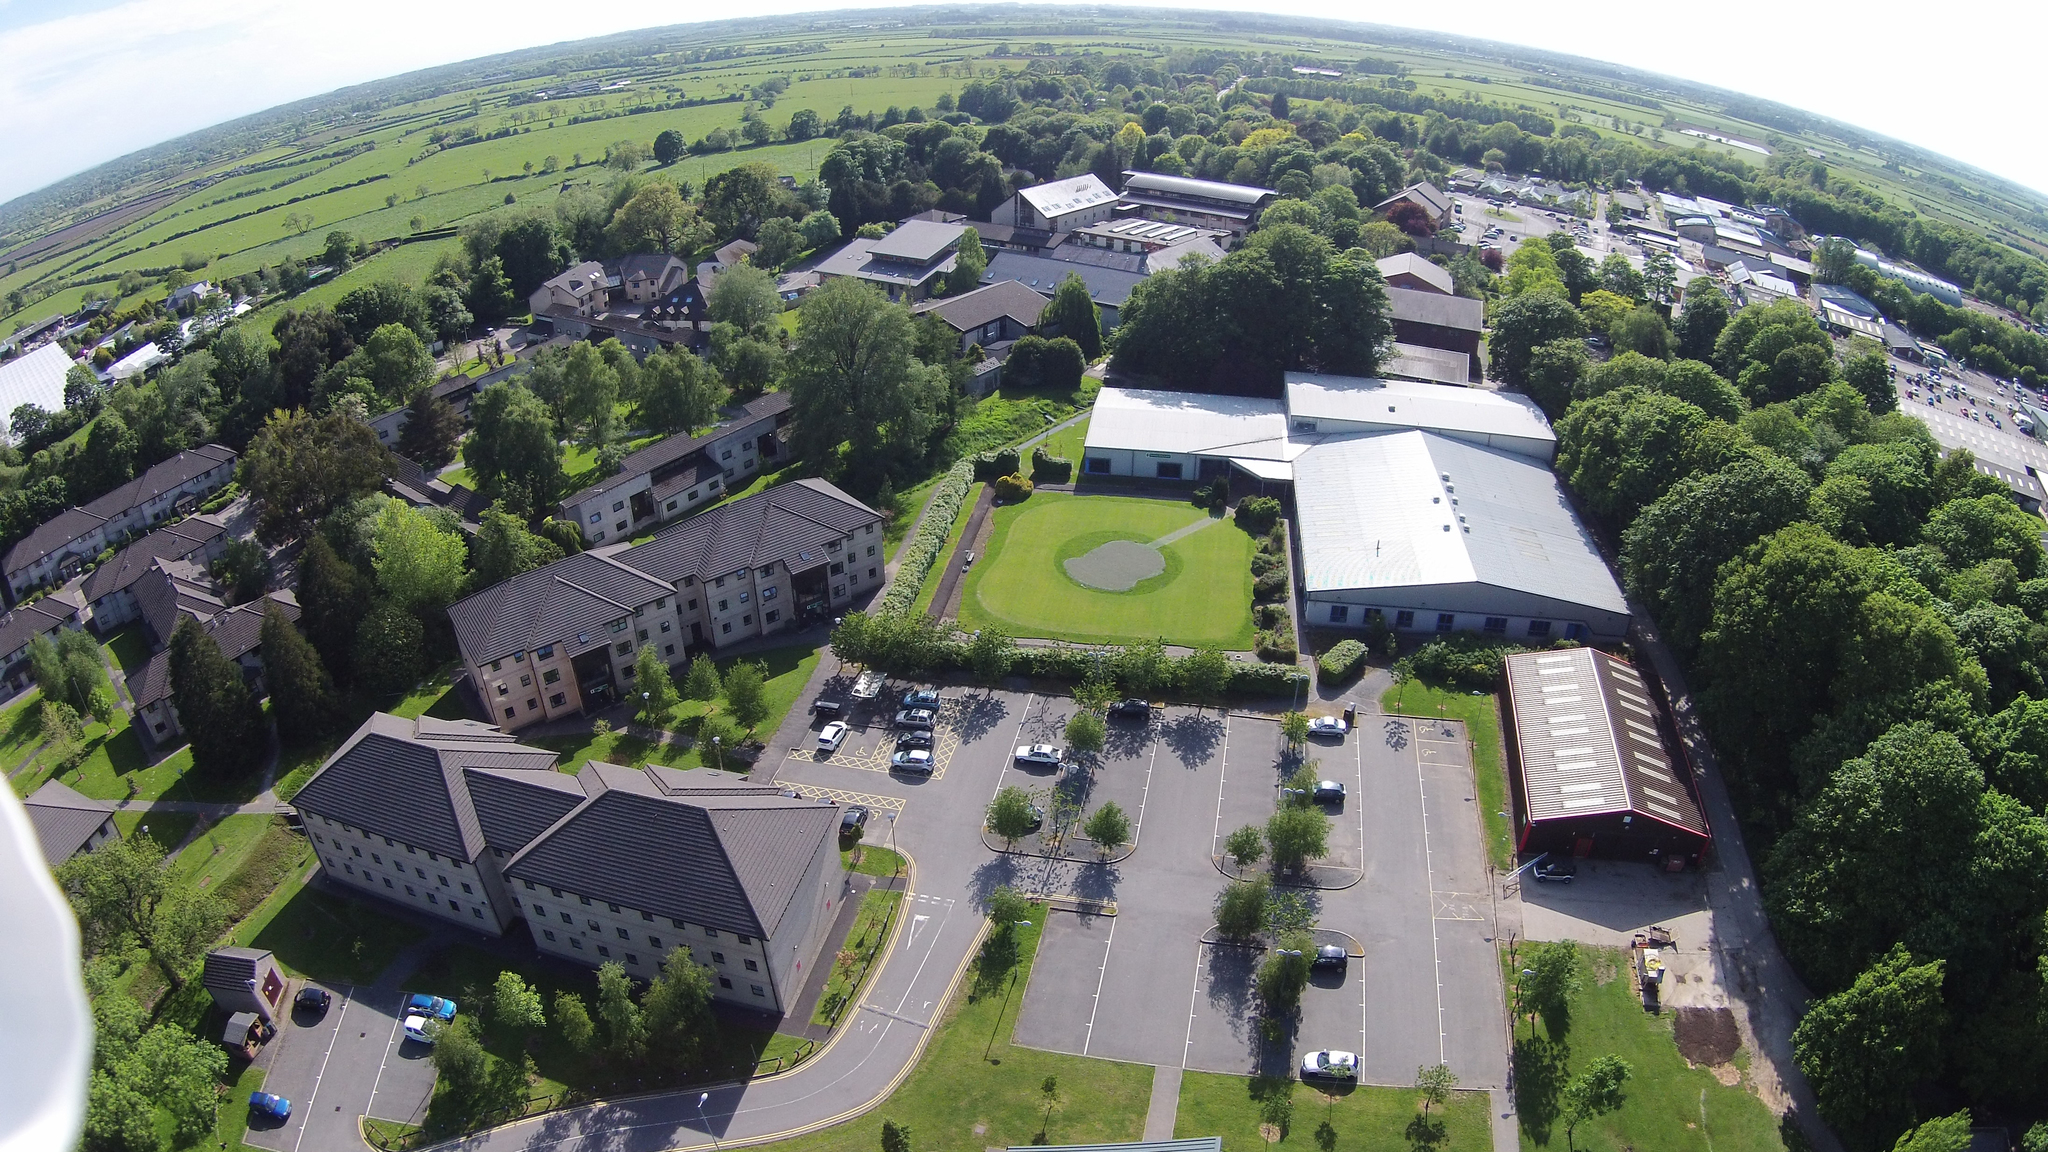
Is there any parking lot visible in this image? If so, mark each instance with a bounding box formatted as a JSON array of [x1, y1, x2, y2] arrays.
[[242, 984, 441, 1152], [769, 681, 1510, 1090]]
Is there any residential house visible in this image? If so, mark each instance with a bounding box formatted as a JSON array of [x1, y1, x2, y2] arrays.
[[1374, 253, 1455, 296], [1374, 182, 1454, 226], [123, 558, 299, 750], [79, 515, 227, 631], [992, 174, 1118, 232], [813, 221, 966, 303], [0, 594, 83, 701], [982, 251, 1145, 331], [1385, 288, 1485, 381], [4, 444, 238, 601], [527, 261, 611, 319], [23, 780, 119, 866], [702, 239, 758, 277], [911, 280, 1048, 360], [1116, 172, 1276, 238], [451, 480, 881, 731], [293, 712, 847, 1011], [201, 947, 288, 1024], [368, 356, 527, 451], [557, 391, 792, 545], [616, 254, 690, 304]]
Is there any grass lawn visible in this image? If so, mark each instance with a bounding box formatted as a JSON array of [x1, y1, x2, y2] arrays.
[[843, 845, 905, 877], [102, 626, 150, 675], [1508, 945, 1783, 1152], [116, 809, 199, 854], [167, 814, 283, 897], [1175, 1072, 1492, 1152], [1038, 412, 1090, 467], [749, 920, 1152, 1152], [390, 665, 470, 721], [235, 863, 422, 985], [913, 481, 984, 615], [0, 689, 47, 775], [1382, 682, 1513, 871], [809, 888, 902, 1027], [942, 379, 1097, 463], [533, 643, 821, 774], [13, 713, 194, 802], [884, 473, 946, 562], [959, 492, 1254, 649]]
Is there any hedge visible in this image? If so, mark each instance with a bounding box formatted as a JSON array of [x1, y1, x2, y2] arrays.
[[960, 639, 1305, 698], [972, 448, 1021, 482], [1030, 446, 1073, 484], [1396, 632, 1578, 690], [994, 472, 1034, 502], [878, 460, 975, 614], [1318, 639, 1368, 683]]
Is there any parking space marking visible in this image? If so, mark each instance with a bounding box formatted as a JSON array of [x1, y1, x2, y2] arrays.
[[1411, 722, 1449, 1065], [1181, 944, 1205, 1069], [1207, 713, 1233, 855], [1081, 915, 1117, 1055], [989, 693, 1042, 802], [289, 986, 353, 1152], [364, 1001, 405, 1122]]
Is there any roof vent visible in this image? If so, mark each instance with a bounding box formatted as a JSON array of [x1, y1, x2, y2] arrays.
[[1441, 473, 1451, 481], [1432, 496, 1441, 504], [1443, 524, 1452, 532]]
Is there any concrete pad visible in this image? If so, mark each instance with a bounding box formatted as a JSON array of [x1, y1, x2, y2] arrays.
[[1519, 860, 1711, 948]]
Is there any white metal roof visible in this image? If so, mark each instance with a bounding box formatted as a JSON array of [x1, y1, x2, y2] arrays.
[[1289, 431, 1627, 615], [1374, 253, 1454, 295], [1085, 387, 1298, 461], [1383, 343, 1475, 386], [0, 343, 73, 436], [1283, 374, 1555, 454], [1017, 174, 1117, 218]]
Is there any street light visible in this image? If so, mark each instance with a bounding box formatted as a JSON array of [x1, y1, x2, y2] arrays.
[[698, 1092, 719, 1152]]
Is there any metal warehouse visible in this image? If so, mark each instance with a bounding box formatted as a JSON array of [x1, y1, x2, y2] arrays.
[[1502, 647, 1711, 869]]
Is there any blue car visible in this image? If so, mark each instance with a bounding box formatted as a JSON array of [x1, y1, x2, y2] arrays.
[[405, 993, 457, 1022], [249, 1092, 291, 1121]]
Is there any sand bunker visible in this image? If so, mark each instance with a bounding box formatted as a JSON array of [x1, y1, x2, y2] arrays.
[[1063, 539, 1166, 592]]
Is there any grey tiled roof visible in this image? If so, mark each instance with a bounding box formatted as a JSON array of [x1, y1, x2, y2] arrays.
[[23, 779, 114, 864], [4, 444, 235, 572], [504, 762, 838, 937], [200, 946, 272, 994], [616, 479, 878, 588], [125, 591, 301, 710], [290, 713, 550, 861], [446, 550, 674, 667], [464, 766, 590, 854], [81, 516, 225, 605], [983, 252, 1144, 307], [914, 280, 1051, 333], [0, 597, 79, 662], [560, 391, 790, 512]]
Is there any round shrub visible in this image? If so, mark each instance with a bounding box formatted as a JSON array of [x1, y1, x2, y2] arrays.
[[994, 472, 1035, 503]]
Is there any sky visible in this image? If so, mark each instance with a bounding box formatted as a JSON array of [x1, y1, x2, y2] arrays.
[[0, 0, 2039, 211]]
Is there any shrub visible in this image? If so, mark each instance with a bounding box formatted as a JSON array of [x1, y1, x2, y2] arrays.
[[1235, 496, 1282, 534], [1318, 639, 1368, 683], [972, 447, 1021, 481], [1250, 551, 1283, 577], [1254, 603, 1287, 629], [1255, 630, 1298, 663], [1396, 632, 1567, 690], [1030, 446, 1072, 484], [1253, 570, 1288, 601], [993, 472, 1034, 503], [878, 460, 974, 615]]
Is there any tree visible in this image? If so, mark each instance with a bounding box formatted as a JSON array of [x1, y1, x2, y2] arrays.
[[1416, 1063, 1458, 1113], [429, 1016, 492, 1109], [467, 384, 562, 513], [1224, 824, 1267, 870], [360, 323, 435, 402], [1559, 1056, 1631, 1152], [1892, 1113, 1976, 1152], [799, 210, 841, 250], [473, 504, 564, 586], [1622, 455, 1814, 655], [1793, 945, 1948, 1148], [1082, 802, 1131, 856], [707, 263, 783, 332], [966, 625, 1016, 687], [467, 256, 516, 325], [704, 162, 789, 239], [1523, 337, 1590, 419], [638, 347, 725, 435], [1924, 494, 2046, 578], [321, 230, 356, 271], [29, 628, 113, 722], [986, 884, 1032, 929], [1038, 1074, 1064, 1138], [122, 1024, 230, 1146], [1256, 930, 1314, 1016], [371, 500, 469, 613], [641, 946, 718, 1069], [1515, 941, 1581, 1032], [1064, 709, 1106, 756], [708, 324, 783, 399], [653, 129, 686, 165], [354, 601, 425, 696], [1214, 875, 1269, 939], [398, 385, 463, 468], [296, 535, 371, 686], [1040, 272, 1102, 359], [633, 644, 679, 728], [946, 227, 987, 297], [245, 408, 389, 543], [554, 991, 596, 1053], [787, 109, 821, 142], [78, 410, 137, 495], [880, 1119, 912, 1152], [39, 700, 87, 777], [1265, 804, 1330, 871], [57, 836, 226, 992], [169, 615, 264, 778], [1003, 335, 1086, 394], [722, 659, 769, 730], [682, 656, 722, 701], [608, 182, 704, 254], [262, 603, 340, 738], [1488, 292, 1587, 388], [1613, 305, 1672, 359], [786, 278, 946, 482], [1500, 241, 1565, 298], [1179, 647, 1231, 701], [595, 961, 646, 1062], [986, 785, 1040, 846], [1554, 387, 1709, 524], [84, 1069, 159, 1152], [754, 217, 804, 268], [1280, 710, 1310, 747], [492, 970, 547, 1042]]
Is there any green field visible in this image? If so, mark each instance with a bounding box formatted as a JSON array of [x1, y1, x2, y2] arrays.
[[1174, 1072, 1492, 1152], [959, 493, 1254, 649]]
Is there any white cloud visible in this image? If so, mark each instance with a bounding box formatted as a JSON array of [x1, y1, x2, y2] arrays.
[[0, 0, 2039, 212]]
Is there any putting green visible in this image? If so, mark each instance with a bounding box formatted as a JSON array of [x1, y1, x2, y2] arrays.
[[958, 493, 1254, 648]]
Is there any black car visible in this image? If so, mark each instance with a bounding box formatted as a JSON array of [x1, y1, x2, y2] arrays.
[[1312, 944, 1349, 970], [1533, 859, 1577, 884], [895, 730, 933, 751], [294, 987, 332, 1015], [1109, 699, 1151, 720], [1312, 780, 1346, 804], [841, 806, 869, 832]]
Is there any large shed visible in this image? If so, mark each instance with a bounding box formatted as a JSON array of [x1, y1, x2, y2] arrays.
[[1502, 648, 1710, 869]]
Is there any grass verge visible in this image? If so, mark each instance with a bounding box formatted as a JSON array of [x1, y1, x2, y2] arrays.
[[1381, 681, 1513, 871], [235, 862, 422, 985], [912, 481, 983, 615], [1174, 1072, 1492, 1152], [810, 888, 902, 1027]]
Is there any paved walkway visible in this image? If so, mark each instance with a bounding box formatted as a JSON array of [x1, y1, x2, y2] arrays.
[[1142, 1065, 1181, 1141]]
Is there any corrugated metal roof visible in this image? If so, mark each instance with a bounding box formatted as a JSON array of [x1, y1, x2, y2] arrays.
[[0, 343, 74, 437], [1375, 253, 1454, 295], [1120, 171, 1276, 206], [1283, 375, 1553, 454], [1504, 648, 1708, 835], [1085, 387, 1296, 461], [1290, 432, 1627, 617], [1016, 174, 1117, 217]]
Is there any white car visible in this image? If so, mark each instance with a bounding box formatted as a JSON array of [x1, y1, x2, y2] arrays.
[[1014, 743, 1064, 766], [403, 1015, 437, 1045], [1301, 1049, 1357, 1080], [817, 721, 848, 752], [1306, 716, 1349, 738]]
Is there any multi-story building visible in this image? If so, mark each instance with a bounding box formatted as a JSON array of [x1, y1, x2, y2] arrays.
[[992, 174, 1118, 232], [122, 558, 299, 750], [1115, 171, 1276, 239], [557, 392, 791, 545], [78, 515, 226, 631], [527, 260, 611, 319], [813, 220, 966, 303], [293, 713, 846, 1011], [3, 444, 238, 600], [0, 593, 83, 701], [451, 479, 881, 732]]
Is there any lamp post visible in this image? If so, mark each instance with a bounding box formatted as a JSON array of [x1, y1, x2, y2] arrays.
[[698, 1092, 719, 1152], [710, 735, 722, 771]]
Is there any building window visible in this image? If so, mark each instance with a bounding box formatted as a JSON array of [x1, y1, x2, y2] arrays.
[[641, 910, 654, 921], [718, 599, 729, 612], [712, 952, 726, 964], [561, 912, 573, 924], [738, 934, 752, 944], [722, 622, 732, 634], [543, 669, 560, 685], [1482, 616, 1508, 635], [617, 927, 630, 940], [571, 937, 584, 950], [616, 640, 631, 656], [612, 500, 625, 513], [1155, 462, 1183, 480], [1435, 613, 1456, 633], [538, 645, 554, 659], [1528, 620, 1552, 637], [829, 562, 843, 576], [587, 920, 601, 931], [719, 977, 733, 989], [474, 908, 484, 919], [744, 959, 758, 971], [544, 930, 557, 941], [764, 610, 779, 624], [626, 954, 639, 966], [750, 985, 765, 998], [462, 882, 473, 894], [1396, 610, 1416, 629], [504, 707, 516, 719], [649, 936, 663, 949], [762, 586, 777, 601], [589, 512, 603, 524], [672, 918, 687, 929], [597, 945, 611, 958], [550, 693, 566, 707], [520, 674, 532, 687], [1329, 605, 1349, 623]]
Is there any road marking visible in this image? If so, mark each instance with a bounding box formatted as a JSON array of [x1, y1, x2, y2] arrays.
[[1208, 712, 1233, 856], [1081, 915, 1117, 1055], [1181, 945, 1205, 1069], [364, 999, 404, 1124], [1412, 723, 1449, 1065], [1131, 725, 1160, 843], [858, 1003, 929, 1029], [287, 985, 353, 1152], [905, 914, 929, 950], [992, 693, 1040, 802], [775, 785, 905, 812]]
